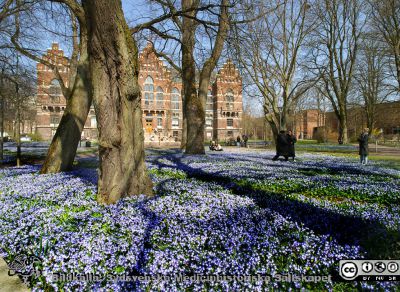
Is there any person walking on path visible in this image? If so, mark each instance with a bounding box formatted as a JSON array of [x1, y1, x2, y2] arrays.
[[272, 130, 289, 161], [358, 128, 369, 165], [287, 130, 297, 161]]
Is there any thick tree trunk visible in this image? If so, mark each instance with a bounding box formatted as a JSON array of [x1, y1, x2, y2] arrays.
[[338, 115, 348, 144], [40, 43, 91, 173], [280, 111, 287, 131], [182, 0, 204, 154], [265, 115, 279, 144], [185, 91, 205, 154], [365, 105, 374, 135], [83, 0, 153, 204], [0, 75, 4, 162]]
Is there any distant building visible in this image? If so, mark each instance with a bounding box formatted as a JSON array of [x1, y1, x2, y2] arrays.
[[35, 43, 243, 143], [294, 100, 400, 140], [294, 109, 325, 139]]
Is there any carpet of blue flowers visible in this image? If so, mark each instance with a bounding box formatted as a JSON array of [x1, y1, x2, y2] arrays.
[[0, 150, 399, 291]]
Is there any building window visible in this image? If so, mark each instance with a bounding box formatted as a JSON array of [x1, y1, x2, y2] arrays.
[[227, 131, 233, 137], [91, 116, 97, 128], [144, 76, 154, 108], [50, 116, 60, 125], [206, 113, 213, 128], [50, 79, 62, 96], [156, 87, 164, 108], [172, 118, 179, 127], [157, 113, 163, 128], [207, 90, 213, 110], [227, 118, 233, 127], [173, 131, 179, 137], [171, 88, 180, 110], [226, 89, 234, 110]]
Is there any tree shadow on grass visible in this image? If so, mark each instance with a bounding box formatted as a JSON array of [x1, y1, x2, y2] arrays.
[[150, 154, 400, 259]]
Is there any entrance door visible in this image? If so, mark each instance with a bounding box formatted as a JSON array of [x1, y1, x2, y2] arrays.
[[145, 119, 153, 134]]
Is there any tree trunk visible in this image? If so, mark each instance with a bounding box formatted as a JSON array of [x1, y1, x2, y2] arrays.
[[184, 83, 204, 154], [40, 37, 91, 173], [265, 115, 279, 144], [365, 106, 374, 135], [280, 111, 287, 131], [0, 74, 4, 162], [180, 86, 187, 149], [83, 0, 153, 204], [182, 0, 204, 154], [15, 83, 21, 167], [338, 115, 348, 144]]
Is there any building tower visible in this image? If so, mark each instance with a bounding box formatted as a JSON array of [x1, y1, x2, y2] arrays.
[[212, 60, 243, 141]]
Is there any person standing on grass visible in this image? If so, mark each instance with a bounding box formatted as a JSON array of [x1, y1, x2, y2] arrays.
[[287, 130, 297, 161], [236, 135, 241, 147], [358, 128, 369, 165], [272, 130, 289, 161], [242, 134, 248, 148]]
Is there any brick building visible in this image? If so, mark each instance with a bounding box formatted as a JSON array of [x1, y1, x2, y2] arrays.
[[293, 109, 325, 139], [35, 43, 97, 140], [36, 43, 243, 143], [294, 100, 400, 141]]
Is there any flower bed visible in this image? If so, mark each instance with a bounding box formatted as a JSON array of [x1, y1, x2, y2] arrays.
[[0, 151, 399, 291]]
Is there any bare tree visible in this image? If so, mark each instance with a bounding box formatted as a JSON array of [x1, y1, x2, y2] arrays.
[[0, 55, 35, 165], [232, 0, 316, 142], [354, 33, 391, 133], [368, 0, 400, 92], [9, 1, 92, 173], [309, 0, 364, 144]]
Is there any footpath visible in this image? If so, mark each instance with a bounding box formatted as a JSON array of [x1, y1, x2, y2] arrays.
[[0, 258, 29, 292]]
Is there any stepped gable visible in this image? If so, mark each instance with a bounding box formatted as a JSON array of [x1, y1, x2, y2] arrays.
[[215, 59, 242, 85], [138, 42, 171, 80]]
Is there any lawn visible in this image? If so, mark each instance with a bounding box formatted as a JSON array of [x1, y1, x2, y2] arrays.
[[0, 150, 399, 291]]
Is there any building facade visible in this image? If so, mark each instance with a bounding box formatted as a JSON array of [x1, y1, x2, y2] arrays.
[[35, 43, 97, 140], [36, 43, 243, 143], [294, 101, 400, 141]]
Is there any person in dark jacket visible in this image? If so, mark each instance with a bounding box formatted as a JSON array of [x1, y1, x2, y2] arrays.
[[272, 130, 289, 161], [358, 128, 369, 165], [287, 130, 297, 161], [242, 134, 248, 148], [236, 135, 241, 147]]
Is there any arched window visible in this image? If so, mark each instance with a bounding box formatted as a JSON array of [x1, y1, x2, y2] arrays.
[[144, 76, 154, 107], [156, 86, 164, 108], [49, 79, 61, 103], [226, 89, 234, 110], [171, 88, 180, 110]]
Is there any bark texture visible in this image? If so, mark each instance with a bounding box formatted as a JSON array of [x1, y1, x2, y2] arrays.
[[181, 0, 204, 154], [83, 0, 153, 204]]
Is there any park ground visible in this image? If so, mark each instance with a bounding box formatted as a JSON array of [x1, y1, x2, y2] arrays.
[[0, 143, 399, 291]]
